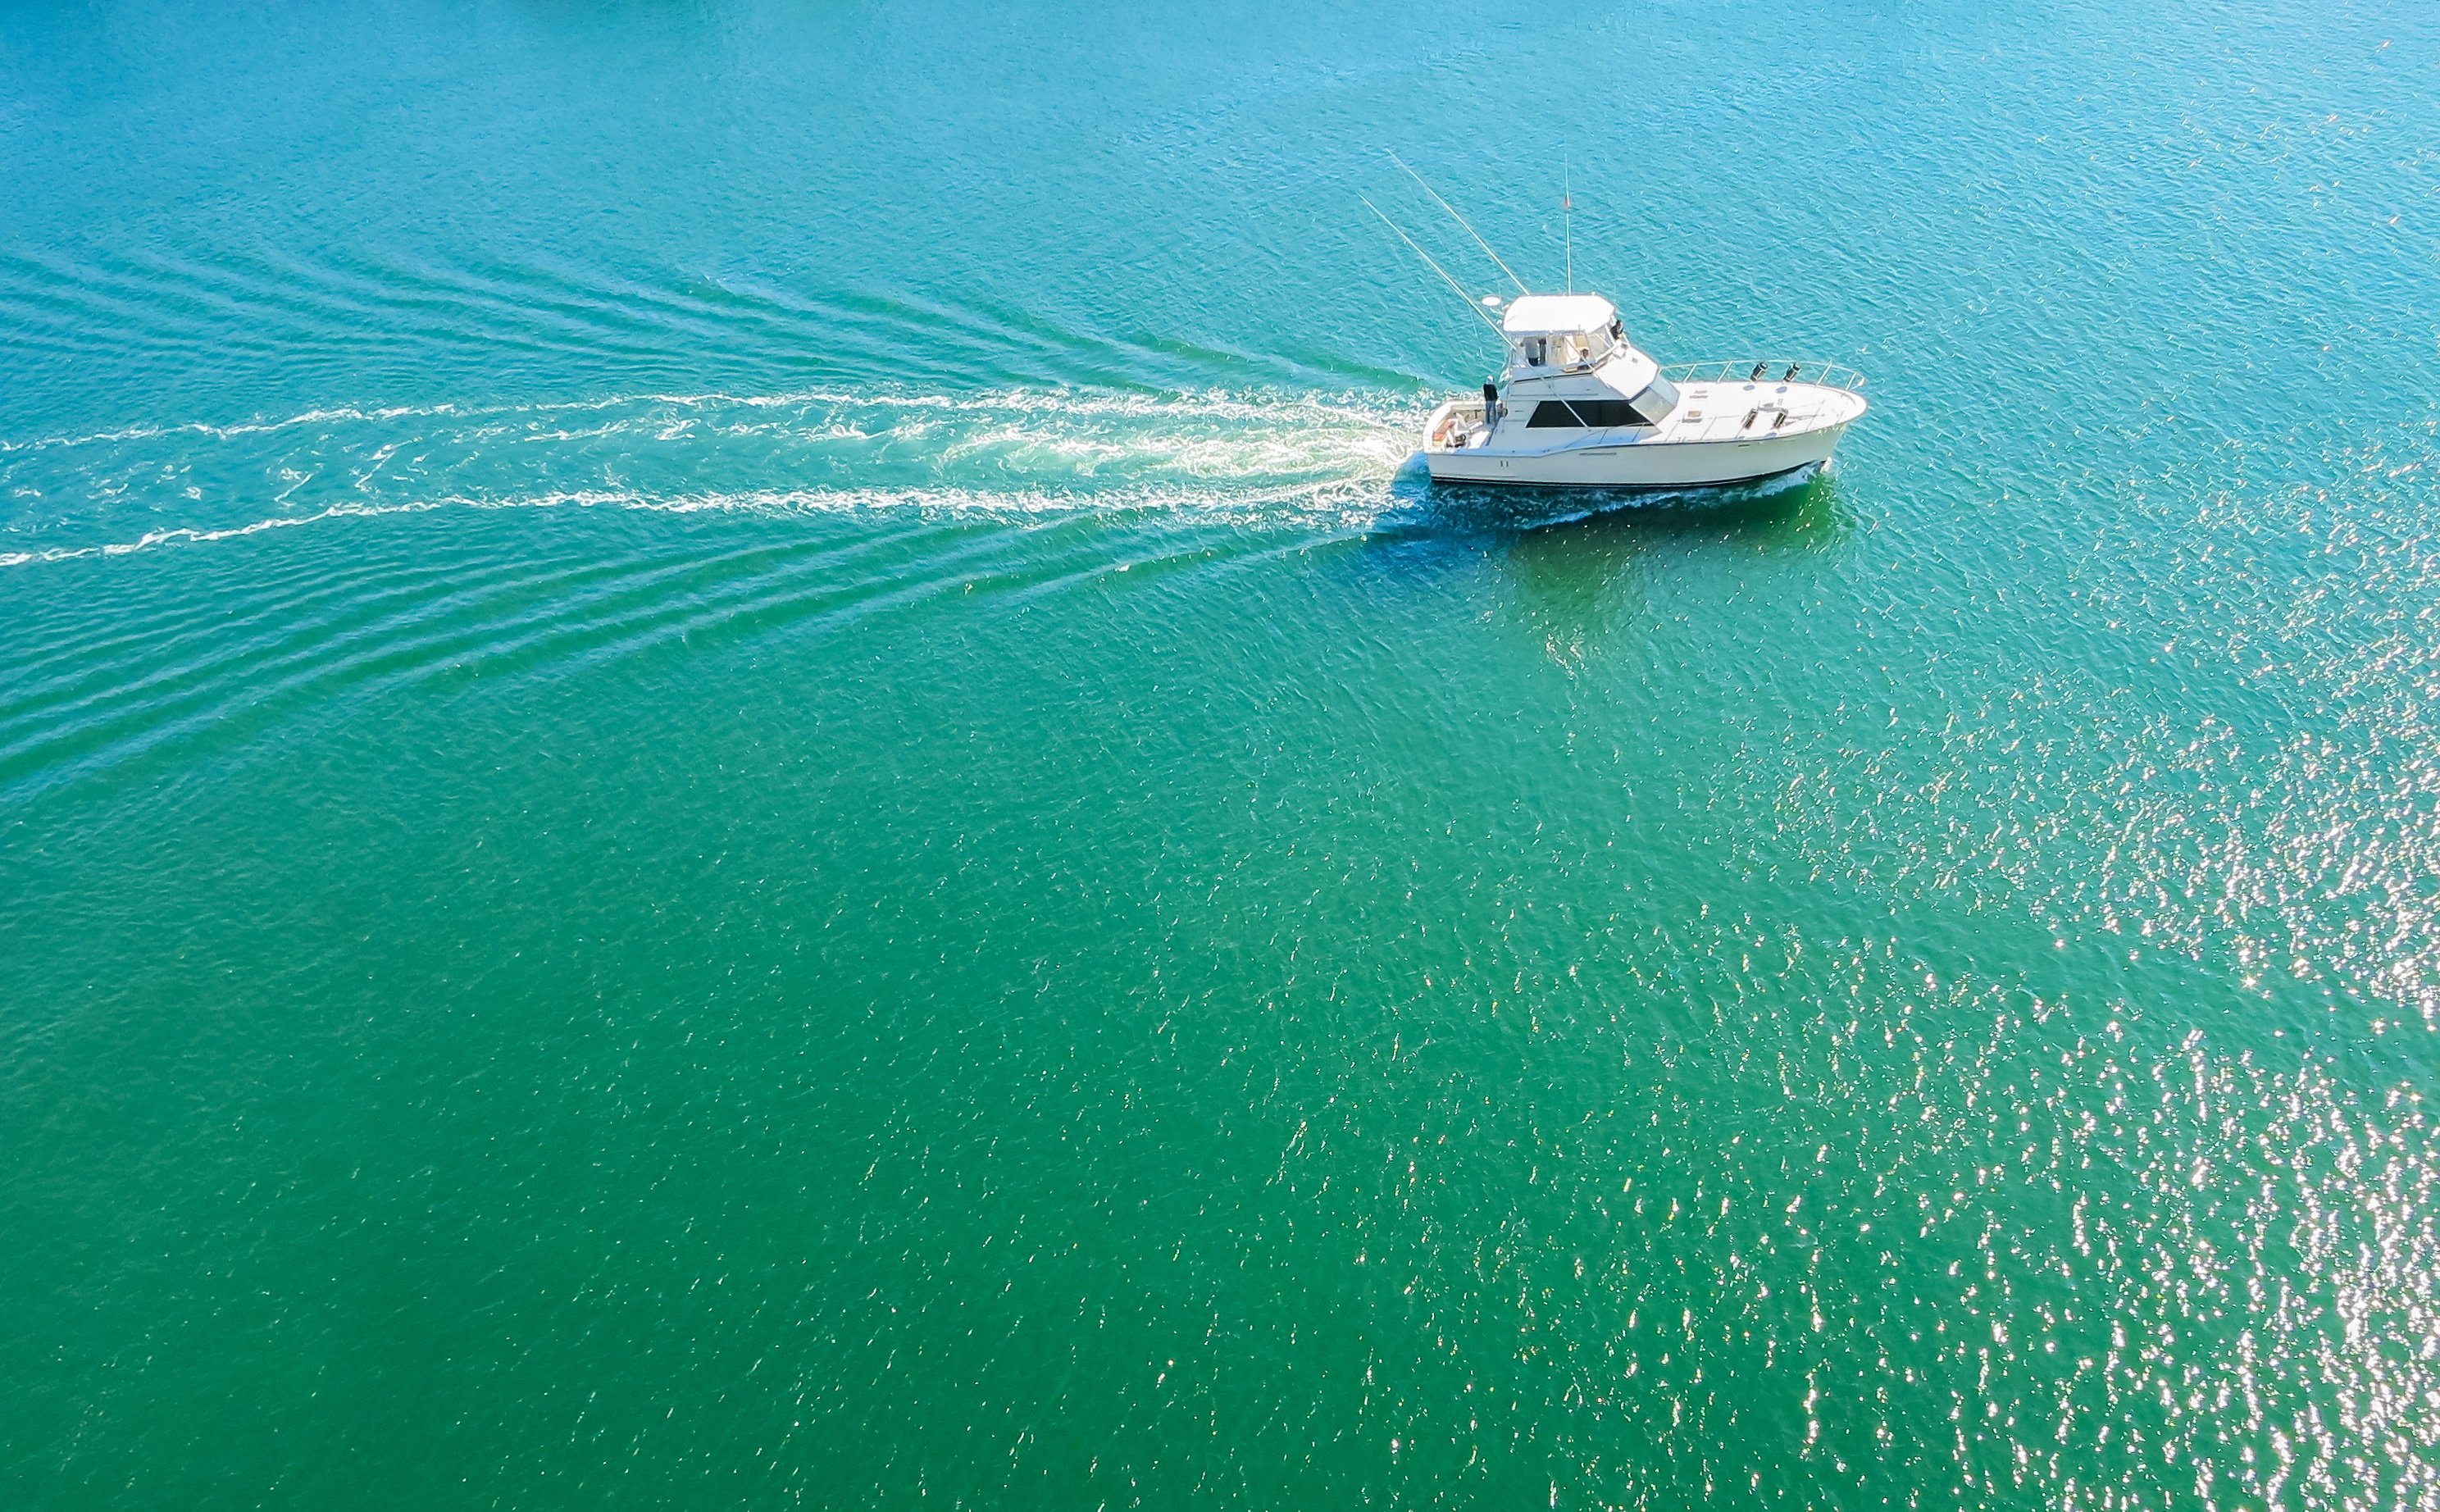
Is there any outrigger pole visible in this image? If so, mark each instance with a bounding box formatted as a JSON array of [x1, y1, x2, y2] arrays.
[[1386, 152, 1527, 294], [1357, 195, 1506, 335]]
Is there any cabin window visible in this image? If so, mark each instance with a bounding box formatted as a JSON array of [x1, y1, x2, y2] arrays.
[[1527, 398, 1658, 429]]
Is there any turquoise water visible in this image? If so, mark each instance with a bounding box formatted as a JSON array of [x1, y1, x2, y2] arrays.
[[5, 1, 2438, 1506]]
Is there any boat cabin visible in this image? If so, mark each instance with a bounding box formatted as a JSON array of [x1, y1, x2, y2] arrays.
[[1488, 292, 1679, 430]]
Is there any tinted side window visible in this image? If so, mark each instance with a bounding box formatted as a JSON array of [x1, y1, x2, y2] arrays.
[[1577, 400, 1644, 426], [1529, 399, 1655, 429]]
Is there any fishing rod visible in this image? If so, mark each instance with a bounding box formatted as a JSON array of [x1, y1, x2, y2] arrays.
[[1357, 194, 1506, 335], [1386, 151, 1527, 295]]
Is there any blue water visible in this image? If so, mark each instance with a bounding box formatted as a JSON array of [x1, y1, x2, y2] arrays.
[[5, 2, 2438, 1506]]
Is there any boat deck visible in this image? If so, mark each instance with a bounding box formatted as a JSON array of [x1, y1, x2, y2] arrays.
[[1650, 378, 1865, 448]]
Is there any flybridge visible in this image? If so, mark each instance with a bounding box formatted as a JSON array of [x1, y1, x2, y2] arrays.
[[1498, 295, 1618, 336], [1499, 295, 1624, 375]]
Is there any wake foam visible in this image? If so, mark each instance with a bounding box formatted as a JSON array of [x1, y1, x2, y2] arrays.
[[2, 386, 1431, 563]]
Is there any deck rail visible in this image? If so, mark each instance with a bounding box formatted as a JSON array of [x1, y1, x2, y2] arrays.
[[1661, 360, 1867, 393]]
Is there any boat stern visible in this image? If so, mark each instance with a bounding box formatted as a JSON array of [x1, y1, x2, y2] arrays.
[[1423, 397, 1494, 453]]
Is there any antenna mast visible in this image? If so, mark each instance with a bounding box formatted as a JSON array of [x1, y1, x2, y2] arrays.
[[1386, 152, 1527, 294]]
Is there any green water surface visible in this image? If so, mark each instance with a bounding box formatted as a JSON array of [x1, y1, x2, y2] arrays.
[[4, 1, 2437, 1506]]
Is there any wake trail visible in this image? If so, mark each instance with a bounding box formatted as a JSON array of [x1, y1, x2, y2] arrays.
[[2, 386, 1432, 563]]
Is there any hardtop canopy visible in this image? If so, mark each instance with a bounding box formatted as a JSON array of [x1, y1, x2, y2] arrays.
[[1500, 294, 1618, 338]]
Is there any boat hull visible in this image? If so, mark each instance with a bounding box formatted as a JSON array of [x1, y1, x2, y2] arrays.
[[1423, 421, 1851, 489]]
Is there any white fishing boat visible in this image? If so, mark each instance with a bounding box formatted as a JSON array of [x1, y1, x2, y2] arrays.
[[1361, 162, 1867, 490], [1420, 294, 1867, 490]]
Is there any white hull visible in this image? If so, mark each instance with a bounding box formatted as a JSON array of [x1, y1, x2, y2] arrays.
[[1423, 419, 1851, 488], [1420, 332, 1869, 490]]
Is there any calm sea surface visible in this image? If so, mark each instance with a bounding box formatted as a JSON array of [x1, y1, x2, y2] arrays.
[[5, 2, 2438, 1506]]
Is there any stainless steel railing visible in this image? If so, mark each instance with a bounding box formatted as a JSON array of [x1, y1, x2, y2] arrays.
[[1660, 360, 1867, 393]]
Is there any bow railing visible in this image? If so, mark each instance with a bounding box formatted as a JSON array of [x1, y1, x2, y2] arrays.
[[1660, 360, 1867, 393]]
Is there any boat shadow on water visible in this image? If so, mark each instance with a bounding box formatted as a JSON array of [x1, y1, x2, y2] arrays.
[[1352, 458, 1860, 661]]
